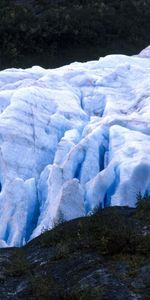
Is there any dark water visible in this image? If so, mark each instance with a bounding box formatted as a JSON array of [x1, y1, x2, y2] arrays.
[[0, 43, 146, 70]]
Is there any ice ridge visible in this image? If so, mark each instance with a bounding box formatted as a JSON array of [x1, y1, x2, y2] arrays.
[[0, 46, 150, 247]]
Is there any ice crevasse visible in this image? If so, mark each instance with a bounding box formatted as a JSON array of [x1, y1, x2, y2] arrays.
[[0, 46, 150, 247]]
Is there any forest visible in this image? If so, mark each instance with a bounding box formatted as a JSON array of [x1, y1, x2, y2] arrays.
[[0, 0, 150, 68]]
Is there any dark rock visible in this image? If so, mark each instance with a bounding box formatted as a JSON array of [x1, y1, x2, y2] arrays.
[[0, 206, 149, 299], [131, 264, 150, 290]]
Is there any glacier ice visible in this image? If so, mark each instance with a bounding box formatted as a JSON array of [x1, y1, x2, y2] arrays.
[[0, 47, 150, 247]]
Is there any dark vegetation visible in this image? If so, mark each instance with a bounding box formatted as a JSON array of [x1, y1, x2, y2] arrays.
[[0, 195, 150, 299], [0, 0, 150, 69]]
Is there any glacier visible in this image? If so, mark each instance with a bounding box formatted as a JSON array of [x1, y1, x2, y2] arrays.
[[0, 46, 150, 247]]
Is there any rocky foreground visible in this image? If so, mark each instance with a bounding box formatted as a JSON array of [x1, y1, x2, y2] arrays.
[[0, 202, 150, 300]]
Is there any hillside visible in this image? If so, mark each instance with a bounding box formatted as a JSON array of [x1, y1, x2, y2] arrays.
[[0, 204, 150, 299], [0, 0, 150, 68]]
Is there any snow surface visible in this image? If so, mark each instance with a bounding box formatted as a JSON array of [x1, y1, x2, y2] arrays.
[[0, 46, 150, 247]]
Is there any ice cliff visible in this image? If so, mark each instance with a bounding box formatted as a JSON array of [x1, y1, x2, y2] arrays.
[[0, 46, 150, 247]]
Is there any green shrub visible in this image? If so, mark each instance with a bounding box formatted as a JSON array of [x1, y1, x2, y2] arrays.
[[53, 241, 70, 260], [6, 249, 30, 277], [136, 193, 150, 222], [30, 276, 54, 300], [136, 192, 150, 210]]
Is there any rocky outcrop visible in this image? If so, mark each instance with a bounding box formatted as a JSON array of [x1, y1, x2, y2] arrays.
[[0, 205, 149, 299]]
